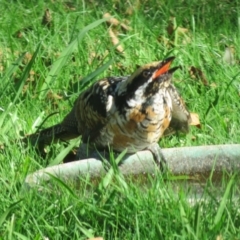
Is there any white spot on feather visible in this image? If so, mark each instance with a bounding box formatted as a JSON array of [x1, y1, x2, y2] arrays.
[[106, 95, 114, 112]]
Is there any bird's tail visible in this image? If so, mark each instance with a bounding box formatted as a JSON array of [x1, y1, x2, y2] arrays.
[[22, 106, 80, 146], [22, 123, 79, 146]]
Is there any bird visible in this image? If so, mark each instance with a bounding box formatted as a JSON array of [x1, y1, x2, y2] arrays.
[[163, 83, 191, 136], [24, 57, 191, 166]]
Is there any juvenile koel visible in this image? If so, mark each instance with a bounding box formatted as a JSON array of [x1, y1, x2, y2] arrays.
[[26, 57, 191, 165]]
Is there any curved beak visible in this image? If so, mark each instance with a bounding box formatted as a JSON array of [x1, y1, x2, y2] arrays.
[[153, 56, 176, 79]]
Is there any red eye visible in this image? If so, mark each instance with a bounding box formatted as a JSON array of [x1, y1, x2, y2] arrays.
[[143, 70, 151, 78]]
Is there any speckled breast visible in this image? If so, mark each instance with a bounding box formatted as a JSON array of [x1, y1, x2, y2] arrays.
[[94, 91, 172, 153]]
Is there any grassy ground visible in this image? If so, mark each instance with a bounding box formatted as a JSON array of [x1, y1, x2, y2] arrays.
[[0, 0, 240, 239]]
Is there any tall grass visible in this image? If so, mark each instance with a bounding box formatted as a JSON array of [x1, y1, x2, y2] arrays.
[[0, 0, 240, 239]]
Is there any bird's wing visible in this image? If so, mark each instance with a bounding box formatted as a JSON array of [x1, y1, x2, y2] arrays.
[[164, 83, 191, 136], [74, 76, 128, 142]]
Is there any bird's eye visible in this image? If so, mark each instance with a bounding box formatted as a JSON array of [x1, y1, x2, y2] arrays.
[[142, 70, 151, 78]]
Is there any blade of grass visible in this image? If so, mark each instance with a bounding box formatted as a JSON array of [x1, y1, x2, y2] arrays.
[[0, 45, 40, 132], [211, 175, 235, 229], [0, 52, 26, 98], [38, 18, 109, 99], [179, 200, 197, 239], [71, 58, 114, 93], [99, 149, 127, 191], [71, 210, 94, 238], [48, 138, 79, 166], [1, 108, 19, 135], [45, 173, 78, 198], [13, 232, 29, 240], [0, 199, 23, 226], [0, 52, 33, 129], [12, 44, 41, 104]]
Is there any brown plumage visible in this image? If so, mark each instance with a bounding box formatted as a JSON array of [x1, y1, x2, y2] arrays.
[[25, 57, 191, 165]]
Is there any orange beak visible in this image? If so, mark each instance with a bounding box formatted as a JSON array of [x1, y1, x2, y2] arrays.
[[153, 56, 175, 79]]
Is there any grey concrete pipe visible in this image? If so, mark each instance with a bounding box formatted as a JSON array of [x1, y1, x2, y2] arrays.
[[25, 144, 240, 187]]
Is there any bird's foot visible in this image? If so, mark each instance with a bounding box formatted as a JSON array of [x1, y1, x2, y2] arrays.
[[147, 143, 167, 170]]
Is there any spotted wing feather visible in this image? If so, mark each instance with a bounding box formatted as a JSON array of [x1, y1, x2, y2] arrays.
[[164, 83, 191, 136]]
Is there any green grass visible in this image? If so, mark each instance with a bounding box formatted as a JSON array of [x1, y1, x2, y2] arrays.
[[0, 0, 240, 239]]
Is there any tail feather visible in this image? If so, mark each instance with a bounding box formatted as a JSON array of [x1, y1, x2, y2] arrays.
[[23, 123, 79, 146], [23, 105, 80, 146]]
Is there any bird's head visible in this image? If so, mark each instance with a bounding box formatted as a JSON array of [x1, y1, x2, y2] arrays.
[[117, 57, 178, 98]]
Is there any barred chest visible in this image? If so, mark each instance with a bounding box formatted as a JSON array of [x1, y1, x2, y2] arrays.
[[94, 88, 172, 153]]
